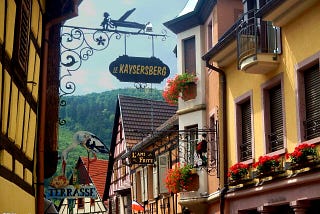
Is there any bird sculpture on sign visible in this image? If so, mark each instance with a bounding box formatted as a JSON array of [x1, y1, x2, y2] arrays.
[[50, 131, 109, 188]]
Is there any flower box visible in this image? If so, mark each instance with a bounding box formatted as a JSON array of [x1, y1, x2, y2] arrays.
[[253, 168, 286, 179], [253, 154, 282, 174], [182, 82, 197, 101], [162, 73, 198, 105], [227, 162, 249, 184], [228, 178, 253, 187], [286, 143, 318, 164], [165, 163, 196, 194]]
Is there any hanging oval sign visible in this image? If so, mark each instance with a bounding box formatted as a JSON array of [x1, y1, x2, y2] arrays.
[[109, 55, 170, 83]]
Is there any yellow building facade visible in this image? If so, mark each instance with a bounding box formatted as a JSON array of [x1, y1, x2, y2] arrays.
[[0, 0, 79, 213], [203, 0, 320, 212]]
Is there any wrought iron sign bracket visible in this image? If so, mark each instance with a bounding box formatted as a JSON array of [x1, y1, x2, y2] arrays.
[[122, 128, 219, 176], [59, 10, 168, 125]]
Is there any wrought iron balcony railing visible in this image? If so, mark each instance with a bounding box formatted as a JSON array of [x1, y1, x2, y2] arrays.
[[268, 129, 284, 152], [304, 117, 320, 140], [237, 9, 280, 71]]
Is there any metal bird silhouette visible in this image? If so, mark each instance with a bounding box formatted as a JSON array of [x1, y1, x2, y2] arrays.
[[61, 131, 109, 175]]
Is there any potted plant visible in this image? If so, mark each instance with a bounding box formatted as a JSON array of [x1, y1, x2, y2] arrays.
[[165, 163, 194, 193], [227, 162, 249, 182], [162, 73, 198, 105], [286, 143, 318, 166], [253, 154, 281, 177]]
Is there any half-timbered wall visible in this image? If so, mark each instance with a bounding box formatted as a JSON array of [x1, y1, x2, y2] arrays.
[[0, 0, 43, 212]]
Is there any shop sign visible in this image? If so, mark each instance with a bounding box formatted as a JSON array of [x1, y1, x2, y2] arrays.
[[109, 55, 170, 83], [47, 185, 97, 199], [131, 151, 154, 164]]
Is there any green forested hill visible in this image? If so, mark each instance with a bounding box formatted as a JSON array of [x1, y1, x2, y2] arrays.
[[58, 88, 164, 157], [46, 88, 163, 192]]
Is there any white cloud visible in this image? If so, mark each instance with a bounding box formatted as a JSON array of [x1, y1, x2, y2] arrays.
[[61, 0, 188, 95]]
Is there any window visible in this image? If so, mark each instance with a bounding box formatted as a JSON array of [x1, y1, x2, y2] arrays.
[[132, 173, 137, 201], [207, 21, 213, 51], [183, 37, 196, 74], [210, 115, 219, 176], [124, 195, 131, 213], [121, 165, 126, 176], [152, 164, 158, 198], [141, 167, 148, 202], [184, 125, 198, 166], [297, 53, 320, 143], [90, 198, 95, 206], [158, 153, 169, 193], [235, 92, 253, 162], [262, 74, 284, 153], [136, 171, 142, 202], [15, 0, 31, 72], [78, 198, 84, 209], [303, 64, 320, 140]]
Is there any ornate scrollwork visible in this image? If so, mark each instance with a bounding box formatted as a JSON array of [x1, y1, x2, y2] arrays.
[[178, 127, 219, 176], [59, 23, 168, 125]]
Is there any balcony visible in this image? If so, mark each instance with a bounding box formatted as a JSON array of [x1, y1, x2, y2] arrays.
[[237, 10, 280, 74]]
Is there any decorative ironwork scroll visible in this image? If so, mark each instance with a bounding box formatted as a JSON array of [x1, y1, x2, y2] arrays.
[[126, 128, 219, 176], [59, 10, 168, 125]]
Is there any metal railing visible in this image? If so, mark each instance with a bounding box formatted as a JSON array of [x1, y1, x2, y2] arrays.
[[304, 117, 320, 140], [240, 141, 252, 161], [237, 9, 280, 68], [268, 130, 284, 152]]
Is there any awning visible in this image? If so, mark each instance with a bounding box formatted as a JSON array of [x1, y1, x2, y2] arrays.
[[132, 200, 144, 212]]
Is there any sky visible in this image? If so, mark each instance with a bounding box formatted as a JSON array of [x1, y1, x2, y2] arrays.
[[61, 0, 190, 95]]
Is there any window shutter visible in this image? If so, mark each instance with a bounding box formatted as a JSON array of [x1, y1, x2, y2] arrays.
[[143, 167, 148, 202], [184, 37, 196, 74], [269, 84, 283, 151], [17, 0, 31, 71], [159, 154, 169, 193], [140, 170, 145, 201], [304, 65, 320, 140], [153, 164, 159, 198], [240, 100, 252, 161], [132, 174, 136, 201]]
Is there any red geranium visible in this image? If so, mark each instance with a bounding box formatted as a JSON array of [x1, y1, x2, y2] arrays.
[[165, 163, 193, 193], [285, 143, 317, 163], [227, 162, 249, 180], [162, 73, 198, 105], [253, 154, 281, 173]]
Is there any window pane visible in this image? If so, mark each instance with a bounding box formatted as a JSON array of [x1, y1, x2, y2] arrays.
[[184, 37, 196, 74]]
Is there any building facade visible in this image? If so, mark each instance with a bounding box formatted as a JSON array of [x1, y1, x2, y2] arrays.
[[59, 157, 109, 214], [203, 0, 320, 213], [0, 0, 79, 213], [128, 114, 180, 213], [104, 95, 177, 214], [164, 0, 242, 213]]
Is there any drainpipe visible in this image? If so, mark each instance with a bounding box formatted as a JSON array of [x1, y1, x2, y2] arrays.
[[205, 61, 228, 214], [36, 22, 49, 213], [37, 8, 78, 211]]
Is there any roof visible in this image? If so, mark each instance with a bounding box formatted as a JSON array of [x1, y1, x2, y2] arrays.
[[118, 95, 177, 141], [78, 157, 108, 198], [163, 0, 216, 34], [103, 95, 177, 200], [130, 114, 178, 152]]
